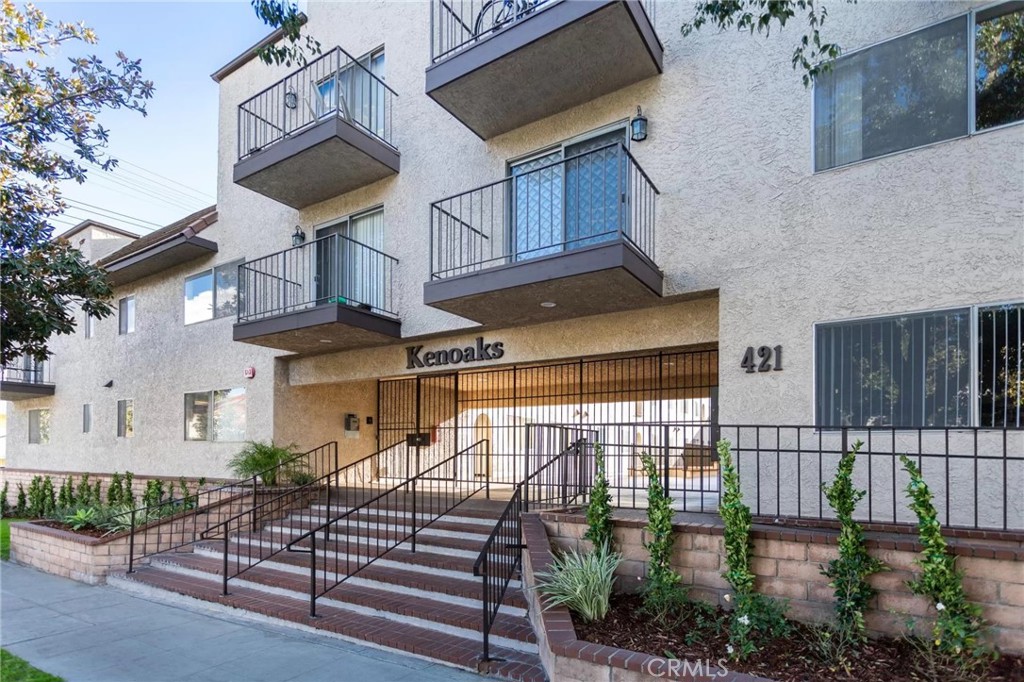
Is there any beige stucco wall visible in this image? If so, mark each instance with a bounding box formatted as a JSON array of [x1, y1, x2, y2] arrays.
[[6, 1, 1022, 478]]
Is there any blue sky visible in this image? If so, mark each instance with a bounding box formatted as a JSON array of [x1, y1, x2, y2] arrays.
[[37, 1, 273, 235]]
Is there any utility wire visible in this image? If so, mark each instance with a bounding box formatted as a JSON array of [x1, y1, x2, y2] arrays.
[[63, 199, 163, 228]]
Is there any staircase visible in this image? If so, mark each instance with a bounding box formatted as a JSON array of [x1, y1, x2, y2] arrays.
[[109, 494, 546, 682]]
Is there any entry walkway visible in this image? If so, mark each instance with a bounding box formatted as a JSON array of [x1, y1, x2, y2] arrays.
[[0, 563, 479, 682]]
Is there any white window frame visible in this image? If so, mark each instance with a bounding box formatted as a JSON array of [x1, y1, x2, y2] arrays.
[[184, 259, 244, 325], [183, 387, 247, 442], [812, 300, 1024, 429], [811, 1, 1024, 173], [118, 296, 136, 335]]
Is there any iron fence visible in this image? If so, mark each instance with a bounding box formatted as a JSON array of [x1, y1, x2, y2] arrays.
[[430, 142, 658, 280], [430, 0, 657, 63], [1, 359, 51, 384], [238, 233, 398, 322], [237, 45, 396, 161]]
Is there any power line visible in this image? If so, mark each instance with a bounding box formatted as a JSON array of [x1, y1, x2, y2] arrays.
[[60, 211, 157, 234], [114, 157, 215, 202], [63, 199, 163, 228], [78, 172, 203, 212]]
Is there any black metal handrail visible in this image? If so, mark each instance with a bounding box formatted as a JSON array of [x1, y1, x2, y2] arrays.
[[125, 442, 338, 573], [286, 440, 490, 617], [473, 437, 591, 662], [430, 0, 657, 63], [1, 360, 52, 384], [429, 142, 658, 280], [200, 442, 403, 595], [238, 233, 399, 322], [237, 45, 397, 160]]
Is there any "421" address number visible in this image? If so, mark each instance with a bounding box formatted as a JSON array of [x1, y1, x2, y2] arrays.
[[741, 345, 783, 373]]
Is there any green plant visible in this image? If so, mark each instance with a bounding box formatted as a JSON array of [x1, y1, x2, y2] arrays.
[[228, 441, 299, 485], [142, 479, 166, 509], [76, 474, 93, 507], [536, 543, 621, 623], [900, 456, 990, 662], [41, 476, 56, 517], [639, 452, 688, 622], [288, 470, 316, 486], [63, 507, 98, 531], [1, 648, 65, 682], [58, 477, 73, 508], [26, 476, 44, 517], [93, 479, 102, 505], [584, 442, 614, 550], [123, 471, 135, 505], [107, 473, 123, 506], [0, 482, 8, 517], [820, 440, 887, 659], [15, 484, 27, 517], [717, 439, 789, 659]]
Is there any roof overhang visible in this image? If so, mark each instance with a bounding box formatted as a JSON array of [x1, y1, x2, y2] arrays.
[[103, 233, 218, 286]]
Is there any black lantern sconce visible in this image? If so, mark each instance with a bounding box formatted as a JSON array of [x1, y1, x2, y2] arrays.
[[630, 106, 648, 142], [291, 225, 306, 247], [284, 90, 298, 110]]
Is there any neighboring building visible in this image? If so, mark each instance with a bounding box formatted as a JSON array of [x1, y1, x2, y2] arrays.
[[3, 1, 1022, 525]]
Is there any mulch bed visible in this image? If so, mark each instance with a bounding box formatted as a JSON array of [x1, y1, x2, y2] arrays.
[[573, 594, 1024, 682], [34, 520, 110, 538]]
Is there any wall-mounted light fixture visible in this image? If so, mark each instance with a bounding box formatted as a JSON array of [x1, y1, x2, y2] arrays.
[[292, 225, 306, 247], [284, 90, 298, 110], [630, 106, 648, 142]]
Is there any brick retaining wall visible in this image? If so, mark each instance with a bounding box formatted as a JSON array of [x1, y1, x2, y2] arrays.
[[0, 467, 230, 503]]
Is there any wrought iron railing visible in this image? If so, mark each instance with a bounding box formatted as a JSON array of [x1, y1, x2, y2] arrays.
[[238, 233, 398, 322], [429, 142, 658, 280], [237, 45, 397, 160], [286, 440, 490, 616], [125, 442, 338, 572], [430, 0, 657, 63], [1, 359, 52, 384], [473, 437, 591, 661], [199, 443, 403, 595]]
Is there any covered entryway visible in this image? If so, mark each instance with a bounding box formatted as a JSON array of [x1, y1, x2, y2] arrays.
[[377, 347, 720, 510]]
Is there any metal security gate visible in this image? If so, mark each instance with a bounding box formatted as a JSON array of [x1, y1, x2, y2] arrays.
[[377, 348, 720, 508]]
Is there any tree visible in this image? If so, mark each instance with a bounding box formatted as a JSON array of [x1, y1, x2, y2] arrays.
[[681, 0, 855, 86], [249, 0, 320, 67], [0, 0, 153, 365], [975, 10, 1024, 130]]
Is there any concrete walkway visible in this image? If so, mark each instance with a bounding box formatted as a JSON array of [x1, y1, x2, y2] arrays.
[[1, 562, 480, 682]]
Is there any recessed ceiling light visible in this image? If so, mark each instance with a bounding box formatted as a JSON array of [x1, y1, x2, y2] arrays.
[[540, 301, 557, 308], [319, 339, 333, 344]]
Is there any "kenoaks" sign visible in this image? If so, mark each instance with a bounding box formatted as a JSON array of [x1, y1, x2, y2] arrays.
[[406, 337, 505, 369]]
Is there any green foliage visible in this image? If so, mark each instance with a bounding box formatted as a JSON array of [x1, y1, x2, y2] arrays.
[[639, 452, 688, 622], [900, 456, 990, 662], [1, 648, 65, 682], [0, 482, 8, 517], [1, 0, 152, 364], [976, 11, 1024, 130], [288, 470, 316, 486], [123, 471, 135, 506], [820, 440, 887, 658], [25, 476, 56, 517], [15, 483, 26, 516], [717, 439, 789, 659], [75, 474, 94, 507], [680, 0, 856, 87], [107, 473, 123, 506], [249, 0, 321, 67], [536, 543, 621, 623], [228, 441, 300, 485], [41, 476, 56, 517], [142, 479, 166, 509], [57, 477, 73, 508], [63, 506, 97, 531], [584, 442, 614, 551]]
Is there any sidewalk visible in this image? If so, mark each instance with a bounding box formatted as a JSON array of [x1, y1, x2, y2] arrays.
[[1, 562, 480, 682]]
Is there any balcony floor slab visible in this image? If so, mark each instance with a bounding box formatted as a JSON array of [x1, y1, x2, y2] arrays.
[[233, 303, 401, 355]]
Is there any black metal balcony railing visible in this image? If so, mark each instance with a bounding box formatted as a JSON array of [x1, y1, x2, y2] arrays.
[[429, 142, 658, 280], [237, 46, 397, 161], [1, 360, 52, 385], [238, 234, 398, 323], [430, 0, 657, 63]]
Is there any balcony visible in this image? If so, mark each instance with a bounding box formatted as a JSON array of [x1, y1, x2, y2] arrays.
[[424, 142, 662, 325], [234, 234, 401, 355], [426, 0, 662, 139], [1, 360, 54, 401], [234, 47, 400, 209]]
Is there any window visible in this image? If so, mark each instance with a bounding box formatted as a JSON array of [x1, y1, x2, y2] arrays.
[[118, 297, 135, 334], [83, 404, 92, 433], [184, 387, 246, 441], [28, 409, 50, 444], [315, 208, 386, 311], [84, 312, 96, 338], [813, 3, 1023, 171], [117, 399, 134, 438], [315, 48, 386, 138], [184, 260, 242, 325], [815, 302, 1024, 428]]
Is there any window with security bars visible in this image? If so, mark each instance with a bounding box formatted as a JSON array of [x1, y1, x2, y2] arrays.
[[816, 303, 1023, 428]]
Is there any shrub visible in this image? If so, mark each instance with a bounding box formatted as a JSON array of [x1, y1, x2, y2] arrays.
[[820, 440, 887, 657], [536, 543, 621, 623], [228, 441, 300, 485], [27, 476, 44, 517], [76, 474, 93, 507], [107, 473, 124, 506], [639, 452, 687, 622], [58, 477, 74, 508], [63, 507, 98, 531], [717, 439, 789, 659], [142, 479, 166, 509], [0, 481, 8, 517], [41, 476, 56, 517], [123, 471, 136, 506], [15, 484, 27, 516], [584, 442, 614, 551], [900, 456, 990, 662]]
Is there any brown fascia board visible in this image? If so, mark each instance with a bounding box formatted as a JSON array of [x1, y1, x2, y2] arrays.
[[210, 14, 309, 83]]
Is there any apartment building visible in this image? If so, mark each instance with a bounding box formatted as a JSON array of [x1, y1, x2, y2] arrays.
[[3, 0, 1022, 525]]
